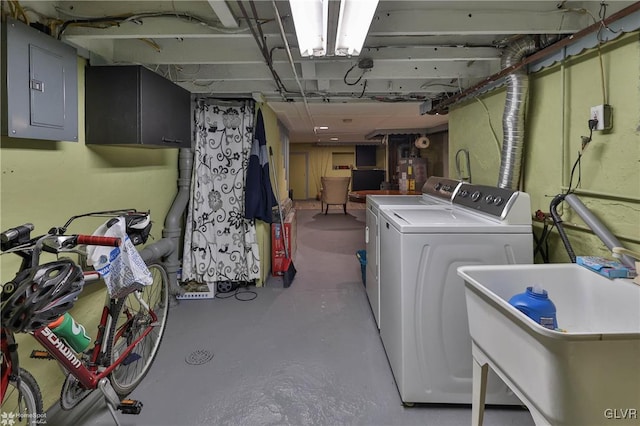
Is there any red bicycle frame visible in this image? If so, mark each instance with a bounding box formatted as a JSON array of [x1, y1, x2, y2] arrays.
[[1, 330, 18, 402], [1, 220, 157, 422], [29, 272, 158, 390]]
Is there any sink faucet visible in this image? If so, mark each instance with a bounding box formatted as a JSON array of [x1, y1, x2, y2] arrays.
[[612, 247, 640, 285]]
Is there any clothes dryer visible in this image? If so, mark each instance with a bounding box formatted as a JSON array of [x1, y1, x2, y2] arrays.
[[378, 183, 532, 404]]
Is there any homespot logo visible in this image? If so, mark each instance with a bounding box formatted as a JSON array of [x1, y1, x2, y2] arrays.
[[604, 408, 638, 420], [1, 412, 16, 426]]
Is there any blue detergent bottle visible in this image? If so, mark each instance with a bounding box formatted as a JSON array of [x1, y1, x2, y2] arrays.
[[508, 284, 558, 330]]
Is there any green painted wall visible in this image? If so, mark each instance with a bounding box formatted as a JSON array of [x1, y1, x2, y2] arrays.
[[449, 32, 640, 262], [1, 59, 179, 409], [0, 64, 280, 410]]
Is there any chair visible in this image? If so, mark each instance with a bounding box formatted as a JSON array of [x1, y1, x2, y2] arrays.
[[320, 177, 351, 214]]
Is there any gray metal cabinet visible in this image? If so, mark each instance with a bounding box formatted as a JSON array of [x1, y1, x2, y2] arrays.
[[1, 18, 78, 142], [85, 65, 191, 148]]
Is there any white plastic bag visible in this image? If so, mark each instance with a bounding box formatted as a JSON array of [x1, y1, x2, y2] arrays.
[[87, 217, 153, 298]]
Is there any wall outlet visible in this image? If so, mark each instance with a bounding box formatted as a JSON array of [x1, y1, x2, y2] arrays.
[[590, 104, 613, 130]]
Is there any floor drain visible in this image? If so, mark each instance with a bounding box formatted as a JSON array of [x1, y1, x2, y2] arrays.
[[185, 349, 214, 365]]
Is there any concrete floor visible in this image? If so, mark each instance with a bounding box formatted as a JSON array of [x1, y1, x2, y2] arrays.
[[46, 209, 534, 426]]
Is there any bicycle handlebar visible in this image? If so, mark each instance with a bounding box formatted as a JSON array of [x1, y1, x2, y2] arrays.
[[29, 234, 120, 268], [1, 231, 121, 272], [0, 223, 34, 243], [1, 223, 35, 251], [1, 210, 149, 268], [76, 235, 121, 247]]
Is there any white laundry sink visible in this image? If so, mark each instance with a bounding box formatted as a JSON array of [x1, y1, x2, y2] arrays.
[[457, 263, 640, 426]]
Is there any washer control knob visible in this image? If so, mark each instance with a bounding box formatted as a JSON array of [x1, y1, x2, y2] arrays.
[[493, 196, 504, 206], [459, 190, 469, 198], [471, 191, 482, 202], [434, 183, 442, 191], [484, 195, 494, 204]]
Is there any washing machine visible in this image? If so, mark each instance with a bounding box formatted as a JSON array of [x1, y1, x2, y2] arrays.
[[365, 177, 461, 329], [378, 183, 532, 404]]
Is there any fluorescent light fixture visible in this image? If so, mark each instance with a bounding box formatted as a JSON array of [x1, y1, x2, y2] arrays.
[[289, 0, 328, 57], [318, 126, 329, 130], [335, 0, 379, 56], [330, 137, 339, 141]]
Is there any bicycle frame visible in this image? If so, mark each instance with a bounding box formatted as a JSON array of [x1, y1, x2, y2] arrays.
[[0, 330, 18, 402], [33, 299, 157, 389], [1, 210, 165, 426], [29, 272, 159, 391]]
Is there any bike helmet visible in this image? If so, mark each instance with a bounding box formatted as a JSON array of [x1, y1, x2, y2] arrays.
[[1, 259, 84, 332]]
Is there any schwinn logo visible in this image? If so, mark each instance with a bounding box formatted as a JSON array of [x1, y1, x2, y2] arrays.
[[41, 327, 82, 369]]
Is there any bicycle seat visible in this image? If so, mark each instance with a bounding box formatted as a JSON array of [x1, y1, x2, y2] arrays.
[[106, 213, 152, 246]]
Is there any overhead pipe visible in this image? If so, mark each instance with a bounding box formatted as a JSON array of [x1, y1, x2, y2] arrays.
[[429, 2, 640, 115], [270, 0, 318, 132], [139, 148, 193, 297], [239, 1, 362, 104], [236, 0, 289, 100]]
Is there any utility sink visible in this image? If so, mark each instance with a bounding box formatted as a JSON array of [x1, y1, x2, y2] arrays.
[[457, 264, 640, 426]]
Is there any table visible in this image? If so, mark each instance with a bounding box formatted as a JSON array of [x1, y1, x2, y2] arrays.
[[348, 189, 422, 203]]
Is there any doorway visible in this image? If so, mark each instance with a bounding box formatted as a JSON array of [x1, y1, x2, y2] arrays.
[[289, 152, 309, 200]]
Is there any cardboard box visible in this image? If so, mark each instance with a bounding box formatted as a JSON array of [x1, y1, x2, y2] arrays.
[[576, 256, 635, 279], [175, 269, 216, 299]]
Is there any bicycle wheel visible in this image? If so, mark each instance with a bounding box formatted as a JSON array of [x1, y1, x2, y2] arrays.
[[107, 263, 170, 397], [1, 368, 44, 426]]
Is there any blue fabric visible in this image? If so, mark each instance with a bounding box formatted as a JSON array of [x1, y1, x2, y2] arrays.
[[245, 109, 276, 223]]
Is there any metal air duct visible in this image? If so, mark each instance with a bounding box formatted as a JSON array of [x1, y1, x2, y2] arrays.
[[497, 36, 537, 189]]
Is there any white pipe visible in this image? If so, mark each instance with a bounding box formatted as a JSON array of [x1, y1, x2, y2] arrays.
[[555, 45, 568, 220], [560, 187, 640, 203], [565, 194, 635, 267], [557, 222, 640, 245], [612, 247, 640, 261]]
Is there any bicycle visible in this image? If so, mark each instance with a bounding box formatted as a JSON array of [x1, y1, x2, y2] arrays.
[[1, 210, 170, 425]]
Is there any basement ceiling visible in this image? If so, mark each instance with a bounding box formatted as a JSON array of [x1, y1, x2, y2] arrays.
[[9, 1, 636, 143]]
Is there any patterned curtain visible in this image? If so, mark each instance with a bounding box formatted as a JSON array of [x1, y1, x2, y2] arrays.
[[182, 100, 260, 286]]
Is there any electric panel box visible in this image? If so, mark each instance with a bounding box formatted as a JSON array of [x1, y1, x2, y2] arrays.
[[1, 18, 78, 142]]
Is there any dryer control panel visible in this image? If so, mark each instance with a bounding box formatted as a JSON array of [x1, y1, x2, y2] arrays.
[[421, 176, 462, 202], [453, 183, 519, 218]]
